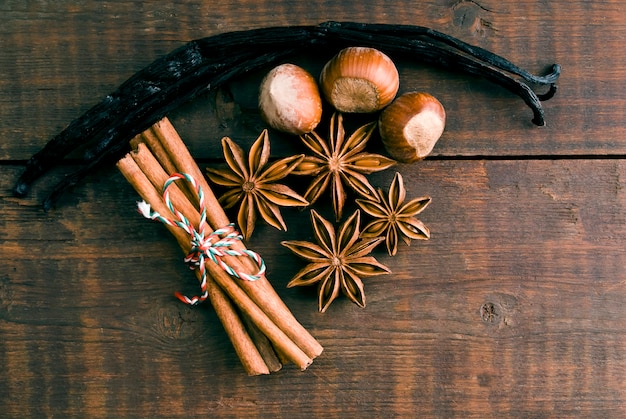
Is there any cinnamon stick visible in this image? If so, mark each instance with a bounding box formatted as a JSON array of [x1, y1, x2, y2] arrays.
[[132, 137, 283, 370], [134, 128, 198, 206], [200, 270, 273, 375], [119, 143, 316, 370], [239, 313, 284, 372], [151, 117, 323, 360], [117, 155, 270, 375]]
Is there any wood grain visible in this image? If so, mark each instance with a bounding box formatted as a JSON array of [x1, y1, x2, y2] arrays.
[[2, 158, 626, 416], [1, 0, 626, 417], [1, 0, 625, 162]]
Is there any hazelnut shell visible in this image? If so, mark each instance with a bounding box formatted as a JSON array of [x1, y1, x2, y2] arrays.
[[320, 47, 399, 113], [378, 92, 446, 163], [258, 64, 323, 135]]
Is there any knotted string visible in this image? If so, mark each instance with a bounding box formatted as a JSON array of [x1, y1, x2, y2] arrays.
[[137, 173, 265, 305]]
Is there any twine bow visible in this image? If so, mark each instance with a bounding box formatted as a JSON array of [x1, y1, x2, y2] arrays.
[[137, 173, 265, 305]]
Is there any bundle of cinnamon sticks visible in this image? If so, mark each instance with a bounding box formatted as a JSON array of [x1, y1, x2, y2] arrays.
[[116, 117, 322, 375]]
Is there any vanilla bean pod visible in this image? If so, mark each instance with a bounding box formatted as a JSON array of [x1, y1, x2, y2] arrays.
[[324, 28, 551, 125], [14, 21, 560, 208], [15, 26, 318, 200], [323, 22, 561, 86], [41, 49, 303, 210]]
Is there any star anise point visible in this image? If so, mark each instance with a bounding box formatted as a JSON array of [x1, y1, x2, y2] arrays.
[[282, 209, 390, 312], [294, 112, 396, 221], [206, 130, 308, 239], [356, 172, 431, 256]]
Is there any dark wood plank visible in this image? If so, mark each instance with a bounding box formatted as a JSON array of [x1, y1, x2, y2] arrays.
[[0, 0, 625, 163], [2, 0, 625, 417], [1, 159, 625, 417]]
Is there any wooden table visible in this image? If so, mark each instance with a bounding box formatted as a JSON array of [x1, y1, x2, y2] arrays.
[[2, 1, 625, 417]]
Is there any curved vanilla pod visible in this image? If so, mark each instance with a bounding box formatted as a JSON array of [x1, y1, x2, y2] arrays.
[[323, 27, 554, 125], [323, 22, 561, 86], [14, 21, 560, 208], [41, 50, 304, 210], [14, 26, 318, 201]]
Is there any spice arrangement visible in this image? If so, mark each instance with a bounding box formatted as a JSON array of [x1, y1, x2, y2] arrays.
[[118, 118, 323, 375], [12, 21, 562, 374], [206, 47, 437, 313], [13, 21, 560, 209]]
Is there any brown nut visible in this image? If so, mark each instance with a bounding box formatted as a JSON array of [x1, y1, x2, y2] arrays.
[[258, 63, 323, 135], [378, 92, 446, 162], [320, 47, 399, 113]]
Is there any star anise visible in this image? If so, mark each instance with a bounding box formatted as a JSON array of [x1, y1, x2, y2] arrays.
[[356, 172, 431, 256], [292, 112, 396, 221], [205, 129, 308, 239], [281, 209, 391, 313]]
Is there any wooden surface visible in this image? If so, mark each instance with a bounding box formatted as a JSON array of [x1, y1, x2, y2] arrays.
[[1, 1, 625, 417]]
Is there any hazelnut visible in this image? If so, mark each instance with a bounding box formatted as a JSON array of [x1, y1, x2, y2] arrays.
[[258, 63, 323, 135], [320, 47, 399, 113], [378, 92, 446, 162]]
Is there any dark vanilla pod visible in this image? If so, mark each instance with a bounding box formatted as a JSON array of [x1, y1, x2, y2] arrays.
[[13, 21, 560, 209]]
